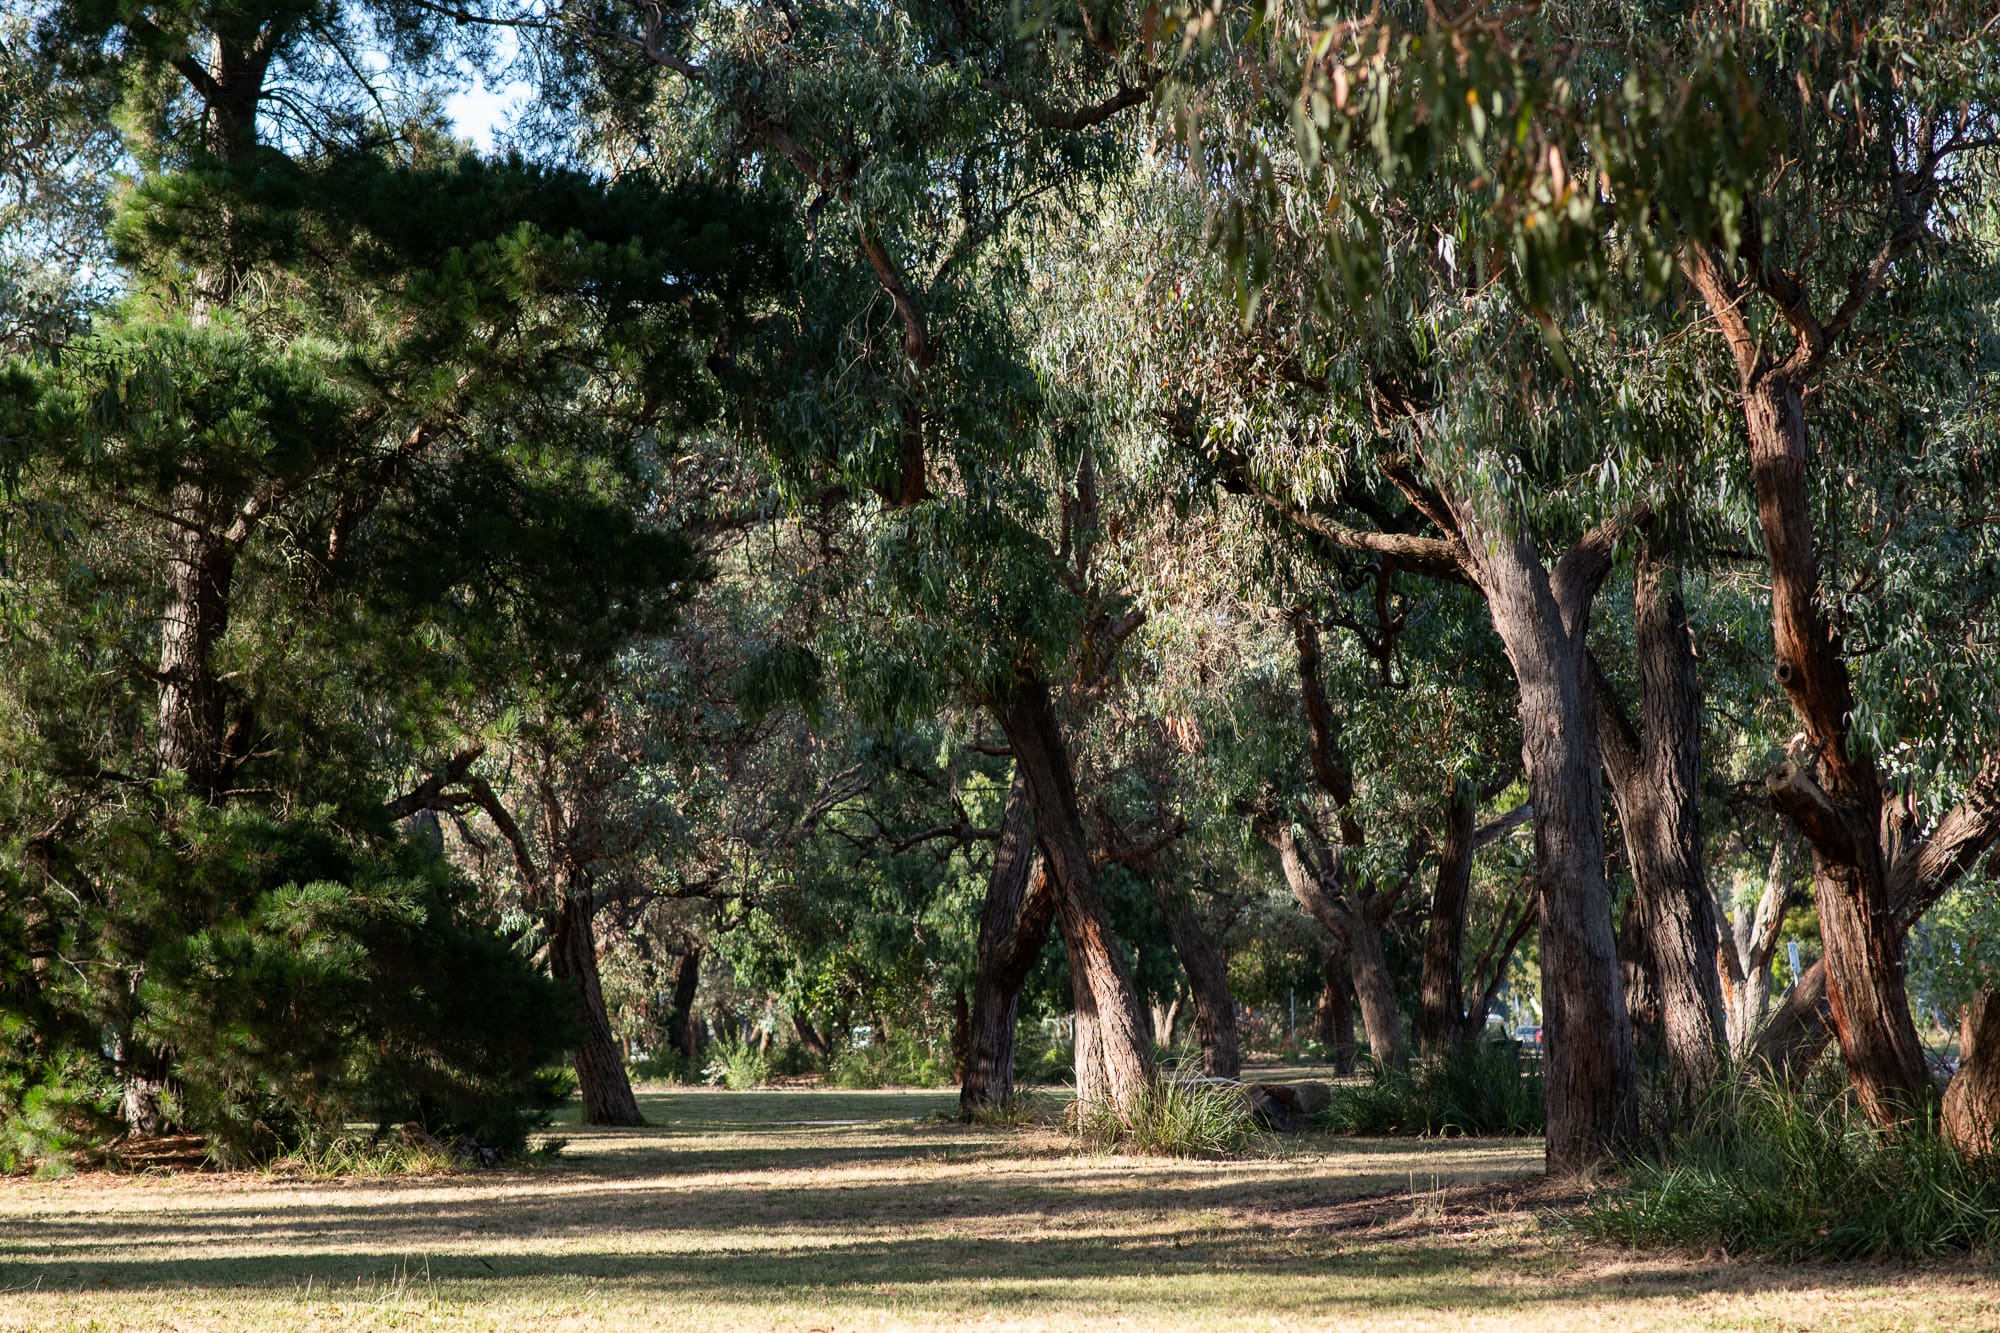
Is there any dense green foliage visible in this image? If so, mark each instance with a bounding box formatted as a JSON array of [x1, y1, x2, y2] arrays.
[[2, 0, 1997, 1205]]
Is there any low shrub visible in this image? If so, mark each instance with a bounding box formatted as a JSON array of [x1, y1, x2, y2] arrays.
[[702, 1036, 772, 1090], [1580, 1066, 2000, 1259], [1074, 1075, 1257, 1158], [1319, 1041, 1544, 1137], [629, 1048, 695, 1084], [829, 1034, 953, 1089]]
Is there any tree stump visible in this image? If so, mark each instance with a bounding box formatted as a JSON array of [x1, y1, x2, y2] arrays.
[[1943, 990, 2000, 1158]]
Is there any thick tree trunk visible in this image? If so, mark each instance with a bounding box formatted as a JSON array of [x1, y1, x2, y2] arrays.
[[1736, 369, 1931, 1121], [118, 1039, 175, 1137], [1594, 542, 1727, 1098], [1417, 778, 1475, 1054], [1152, 879, 1239, 1077], [667, 950, 702, 1062], [991, 674, 1153, 1111], [550, 894, 643, 1127], [1454, 510, 1636, 1172], [1943, 991, 2000, 1157], [157, 490, 237, 798], [961, 772, 1058, 1117], [1345, 917, 1406, 1070], [1315, 944, 1357, 1075]]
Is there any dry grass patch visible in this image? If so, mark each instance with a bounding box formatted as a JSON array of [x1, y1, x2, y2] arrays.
[[1, 1084, 1996, 1331]]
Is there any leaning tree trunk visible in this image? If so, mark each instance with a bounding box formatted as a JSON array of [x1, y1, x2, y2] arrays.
[[1751, 374, 1929, 1122], [1345, 914, 1407, 1070], [1943, 991, 2000, 1158], [1417, 778, 1476, 1055], [1316, 943, 1357, 1075], [1153, 878, 1240, 1077], [1454, 508, 1637, 1172], [1272, 827, 1408, 1069], [961, 772, 1058, 1118], [666, 949, 702, 1062], [991, 672, 1154, 1111], [1594, 540, 1727, 1100], [550, 894, 643, 1127]]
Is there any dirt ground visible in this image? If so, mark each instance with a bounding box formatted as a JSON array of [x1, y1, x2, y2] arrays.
[[3, 1082, 1996, 1331]]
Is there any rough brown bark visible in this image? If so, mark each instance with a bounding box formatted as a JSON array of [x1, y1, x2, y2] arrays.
[[1593, 541, 1727, 1098], [667, 950, 702, 1062], [960, 772, 1058, 1118], [550, 893, 643, 1127], [1417, 778, 1476, 1054], [1685, 248, 1934, 1124], [1452, 505, 1637, 1172], [157, 489, 237, 798], [1942, 991, 2000, 1158], [1152, 878, 1240, 1077], [990, 673, 1154, 1110], [1315, 943, 1357, 1075], [1751, 757, 2000, 1080]]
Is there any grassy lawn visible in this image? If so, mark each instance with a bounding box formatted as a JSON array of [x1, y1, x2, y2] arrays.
[[2, 1080, 1996, 1331]]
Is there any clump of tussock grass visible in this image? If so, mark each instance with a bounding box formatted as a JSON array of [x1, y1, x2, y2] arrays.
[[1073, 1074, 1258, 1158], [1319, 1041, 1543, 1137], [1580, 1064, 2000, 1260], [702, 1036, 772, 1090], [261, 1130, 466, 1178]]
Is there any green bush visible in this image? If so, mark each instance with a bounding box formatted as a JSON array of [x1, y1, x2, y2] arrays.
[[1319, 1041, 1544, 1137], [1580, 1066, 2000, 1259], [0, 1051, 118, 1176], [702, 1036, 772, 1090], [133, 816, 574, 1164], [630, 1048, 695, 1084], [828, 1033, 954, 1089], [1074, 1075, 1257, 1158], [0, 807, 576, 1169]]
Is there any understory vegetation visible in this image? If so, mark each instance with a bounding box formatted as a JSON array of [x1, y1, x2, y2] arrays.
[[1584, 1068, 2000, 1260], [1319, 1045, 1546, 1139], [1073, 1075, 1259, 1159]]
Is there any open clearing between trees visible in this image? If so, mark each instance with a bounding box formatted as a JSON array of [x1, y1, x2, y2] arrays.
[[2, 1084, 1995, 1333]]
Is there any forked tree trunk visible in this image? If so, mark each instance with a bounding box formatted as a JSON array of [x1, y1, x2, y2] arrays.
[[1594, 541, 1727, 1100], [1271, 826, 1408, 1068], [961, 772, 1058, 1118], [1153, 879, 1239, 1077], [550, 894, 643, 1127], [991, 673, 1154, 1111], [1315, 944, 1357, 1075], [1452, 507, 1636, 1172], [1718, 838, 1795, 1054], [1417, 779, 1476, 1054]]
